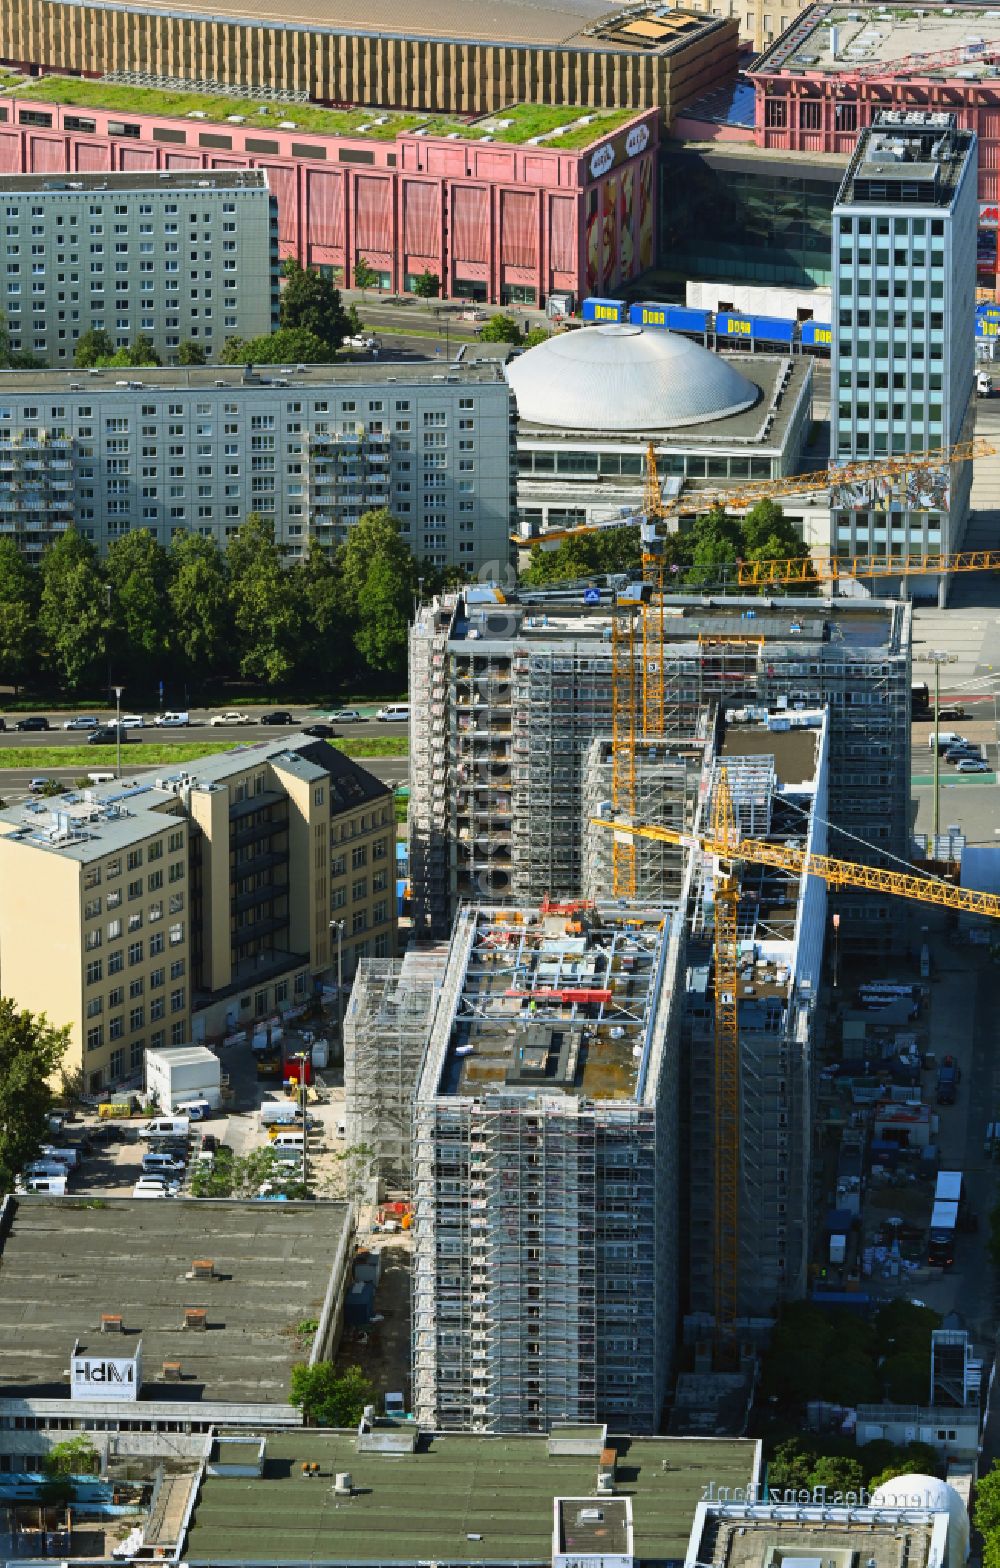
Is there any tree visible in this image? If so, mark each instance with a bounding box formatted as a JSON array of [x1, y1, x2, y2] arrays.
[[280, 260, 349, 351], [289, 1362, 373, 1427], [37, 531, 108, 692], [523, 326, 550, 348], [122, 334, 161, 367], [882, 1351, 931, 1405], [412, 269, 440, 307], [220, 328, 332, 366], [0, 999, 69, 1194], [168, 532, 230, 682], [976, 1460, 1000, 1537], [42, 1436, 99, 1480], [338, 507, 416, 677], [807, 1455, 865, 1496], [479, 313, 521, 344], [226, 513, 299, 686], [74, 329, 115, 368], [105, 529, 171, 689], [768, 1438, 817, 1493], [353, 259, 378, 299], [0, 536, 37, 690], [178, 339, 207, 366], [295, 539, 349, 690], [687, 506, 744, 586]]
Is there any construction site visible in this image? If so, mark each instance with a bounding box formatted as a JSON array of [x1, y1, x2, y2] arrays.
[[410, 898, 689, 1435]]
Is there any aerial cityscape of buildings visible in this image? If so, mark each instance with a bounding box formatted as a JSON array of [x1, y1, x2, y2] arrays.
[[0, 0, 998, 1562]]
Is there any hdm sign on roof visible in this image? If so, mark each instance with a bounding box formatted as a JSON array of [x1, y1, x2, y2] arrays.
[[70, 1341, 142, 1402]]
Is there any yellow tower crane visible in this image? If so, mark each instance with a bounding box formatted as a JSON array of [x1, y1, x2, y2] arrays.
[[592, 776, 1000, 1345]]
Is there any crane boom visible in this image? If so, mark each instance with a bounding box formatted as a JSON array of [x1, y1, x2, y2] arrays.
[[591, 816, 1000, 920], [737, 547, 1000, 588], [512, 438, 994, 551]]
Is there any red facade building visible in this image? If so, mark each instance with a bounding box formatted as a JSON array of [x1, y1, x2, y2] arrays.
[[748, 2, 1000, 287], [0, 87, 659, 306]]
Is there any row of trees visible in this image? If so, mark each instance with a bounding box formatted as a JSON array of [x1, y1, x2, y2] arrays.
[[522, 499, 811, 588], [0, 508, 441, 697], [767, 1435, 944, 1499]]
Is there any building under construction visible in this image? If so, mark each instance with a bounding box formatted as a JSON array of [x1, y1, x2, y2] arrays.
[[685, 711, 829, 1323], [343, 948, 449, 1202], [409, 588, 911, 943], [411, 898, 689, 1435]]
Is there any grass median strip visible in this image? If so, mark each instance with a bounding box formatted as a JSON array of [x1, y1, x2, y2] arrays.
[[0, 742, 243, 770], [0, 734, 408, 772]]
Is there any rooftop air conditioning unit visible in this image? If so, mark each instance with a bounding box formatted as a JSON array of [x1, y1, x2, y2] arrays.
[[100, 1313, 124, 1333], [187, 1258, 217, 1280], [334, 1472, 353, 1495], [183, 1307, 208, 1331]]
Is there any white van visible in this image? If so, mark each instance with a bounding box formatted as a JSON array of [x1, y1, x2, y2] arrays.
[[39, 1144, 79, 1168], [87, 771, 115, 786], [141, 1116, 190, 1139], [26, 1160, 70, 1180], [17, 1173, 67, 1195], [132, 1181, 167, 1198], [271, 1129, 305, 1150], [174, 1098, 212, 1121], [143, 1151, 185, 1174], [376, 704, 410, 722]]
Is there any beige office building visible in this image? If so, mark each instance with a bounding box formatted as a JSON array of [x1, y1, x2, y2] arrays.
[[0, 735, 395, 1093], [0, 0, 737, 124]]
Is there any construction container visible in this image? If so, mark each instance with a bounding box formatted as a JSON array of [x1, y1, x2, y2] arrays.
[[345, 1281, 375, 1326]]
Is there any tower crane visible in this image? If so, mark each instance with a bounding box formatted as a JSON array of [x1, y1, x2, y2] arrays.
[[512, 437, 995, 587], [592, 778, 1000, 1344]]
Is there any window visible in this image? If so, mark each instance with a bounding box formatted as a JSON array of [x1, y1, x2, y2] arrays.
[[130, 1005, 145, 1030], [168, 860, 185, 883], [128, 940, 143, 965], [352, 844, 367, 869], [169, 922, 184, 946], [108, 949, 124, 975], [86, 959, 103, 985], [86, 1025, 104, 1052], [170, 987, 186, 1013], [127, 848, 143, 870], [150, 967, 165, 990], [764, 98, 787, 129]]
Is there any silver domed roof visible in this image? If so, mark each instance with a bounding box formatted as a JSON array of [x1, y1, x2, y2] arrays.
[[506, 323, 759, 431]]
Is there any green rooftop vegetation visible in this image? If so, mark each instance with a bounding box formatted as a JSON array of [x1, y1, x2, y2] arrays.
[[4, 75, 637, 148]]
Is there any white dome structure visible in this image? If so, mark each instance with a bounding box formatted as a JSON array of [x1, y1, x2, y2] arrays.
[[870, 1475, 969, 1568], [505, 323, 759, 432]]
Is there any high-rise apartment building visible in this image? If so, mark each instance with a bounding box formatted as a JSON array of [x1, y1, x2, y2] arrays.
[[409, 589, 911, 944], [0, 362, 516, 567], [832, 112, 977, 601], [0, 736, 395, 1094], [0, 171, 278, 368], [411, 899, 687, 1434]]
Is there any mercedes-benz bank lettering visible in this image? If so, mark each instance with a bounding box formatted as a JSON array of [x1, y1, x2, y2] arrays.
[[70, 1345, 141, 1403]]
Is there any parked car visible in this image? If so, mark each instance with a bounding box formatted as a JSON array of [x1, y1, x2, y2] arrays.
[[0, 717, 6, 731], [259, 710, 297, 726], [15, 715, 50, 731], [376, 704, 410, 722], [944, 746, 980, 763], [957, 757, 989, 773], [62, 715, 99, 730], [27, 777, 52, 793], [154, 711, 190, 727], [328, 709, 363, 723], [211, 710, 252, 726], [302, 723, 340, 739]]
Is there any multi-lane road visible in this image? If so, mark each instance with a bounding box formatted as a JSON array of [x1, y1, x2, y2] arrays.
[[0, 708, 410, 803]]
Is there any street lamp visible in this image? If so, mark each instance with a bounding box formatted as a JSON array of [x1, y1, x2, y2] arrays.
[[290, 1049, 310, 1191], [113, 685, 124, 781], [927, 650, 957, 843], [329, 918, 345, 1042]]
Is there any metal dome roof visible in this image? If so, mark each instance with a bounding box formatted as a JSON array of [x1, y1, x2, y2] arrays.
[[505, 323, 759, 431]]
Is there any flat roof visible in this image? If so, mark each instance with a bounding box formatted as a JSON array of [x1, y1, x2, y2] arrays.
[[433, 905, 677, 1103], [446, 593, 906, 654], [692, 1509, 938, 1568], [836, 113, 974, 209], [0, 1195, 351, 1404], [184, 1429, 759, 1564], [15, 0, 720, 52], [6, 75, 648, 148], [0, 735, 390, 861], [753, 2, 1000, 80], [0, 361, 507, 392], [0, 169, 268, 194], [518, 354, 812, 454]]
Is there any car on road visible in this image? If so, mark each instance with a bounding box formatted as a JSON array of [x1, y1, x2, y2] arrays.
[[259, 710, 297, 726], [302, 723, 341, 740], [154, 711, 189, 727], [211, 710, 252, 726], [376, 704, 410, 722], [944, 746, 980, 763], [15, 715, 50, 731], [27, 777, 52, 792], [327, 709, 363, 723], [89, 726, 140, 745], [957, 758, 990, 773], [117, 714, 145, 729], [62, 715, 99, 730]]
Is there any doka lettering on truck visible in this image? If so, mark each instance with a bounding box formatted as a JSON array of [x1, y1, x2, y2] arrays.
[[70, 1351, 141, 1402]]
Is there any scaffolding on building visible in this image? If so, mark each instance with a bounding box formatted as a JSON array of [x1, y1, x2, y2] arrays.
[[343, 951, 447, 1202], [582, 731, 710, 905]]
